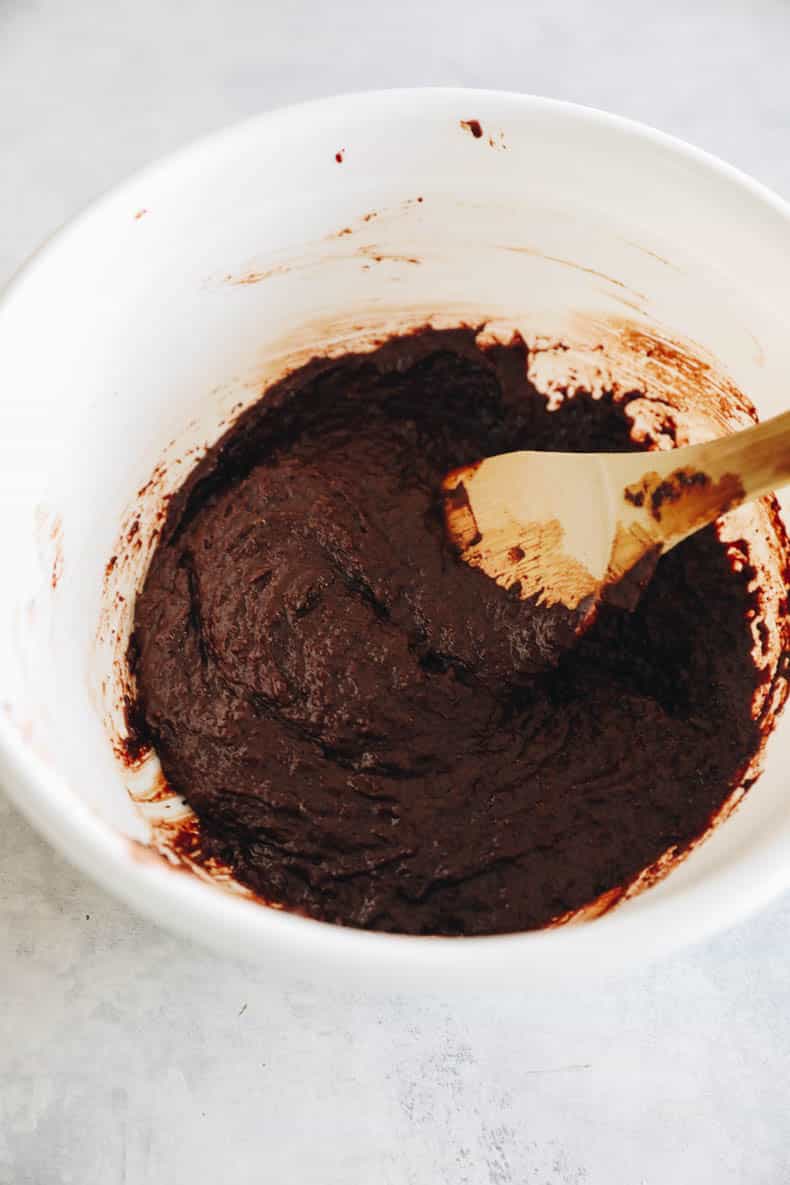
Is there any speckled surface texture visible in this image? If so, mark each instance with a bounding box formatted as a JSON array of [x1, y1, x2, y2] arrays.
[[3, 2, 790, 1181]]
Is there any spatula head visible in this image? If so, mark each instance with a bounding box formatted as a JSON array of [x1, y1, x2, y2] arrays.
[[442, 450, 661, 619]]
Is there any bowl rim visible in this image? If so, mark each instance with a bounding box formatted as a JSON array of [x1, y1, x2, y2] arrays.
[[3, 85, 790, 985]]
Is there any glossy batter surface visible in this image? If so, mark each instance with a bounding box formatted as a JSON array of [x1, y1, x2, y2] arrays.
[[132, 330, 764, 934]]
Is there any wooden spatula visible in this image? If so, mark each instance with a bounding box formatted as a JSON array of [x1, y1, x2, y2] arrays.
[[442, 409, 790, 621]]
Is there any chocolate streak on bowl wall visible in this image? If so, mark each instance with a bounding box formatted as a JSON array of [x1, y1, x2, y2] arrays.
[[121, 326, 789, 936], [460, 118, 484, 139]]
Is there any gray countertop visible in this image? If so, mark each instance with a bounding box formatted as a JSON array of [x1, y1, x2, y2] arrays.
[[3, 2, 790, 1181]]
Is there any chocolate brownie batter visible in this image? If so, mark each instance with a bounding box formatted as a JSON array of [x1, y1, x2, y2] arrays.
[[132, 329, 767, 934]]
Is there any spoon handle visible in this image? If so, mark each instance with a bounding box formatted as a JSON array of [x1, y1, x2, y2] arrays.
[[690, 408, 790, 505], [612, 408, 790, 554]]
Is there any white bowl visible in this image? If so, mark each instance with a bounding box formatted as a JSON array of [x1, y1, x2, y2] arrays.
[[2, 88, 789, 988]]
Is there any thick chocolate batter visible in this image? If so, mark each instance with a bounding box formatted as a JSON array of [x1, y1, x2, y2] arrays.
[[132, 330, 767, 934]]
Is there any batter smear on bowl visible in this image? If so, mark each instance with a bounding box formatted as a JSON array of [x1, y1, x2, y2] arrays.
[[131, 329, 777, 935]]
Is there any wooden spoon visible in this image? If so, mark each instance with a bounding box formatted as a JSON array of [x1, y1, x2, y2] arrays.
[[442, 410, 790, 622]]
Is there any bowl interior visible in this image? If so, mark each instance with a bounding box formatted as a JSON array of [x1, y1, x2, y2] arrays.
[[1, 90, 789, 981]]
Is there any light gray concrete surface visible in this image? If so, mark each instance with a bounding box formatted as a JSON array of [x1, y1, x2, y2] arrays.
[[3, 2, 790, 1181]]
